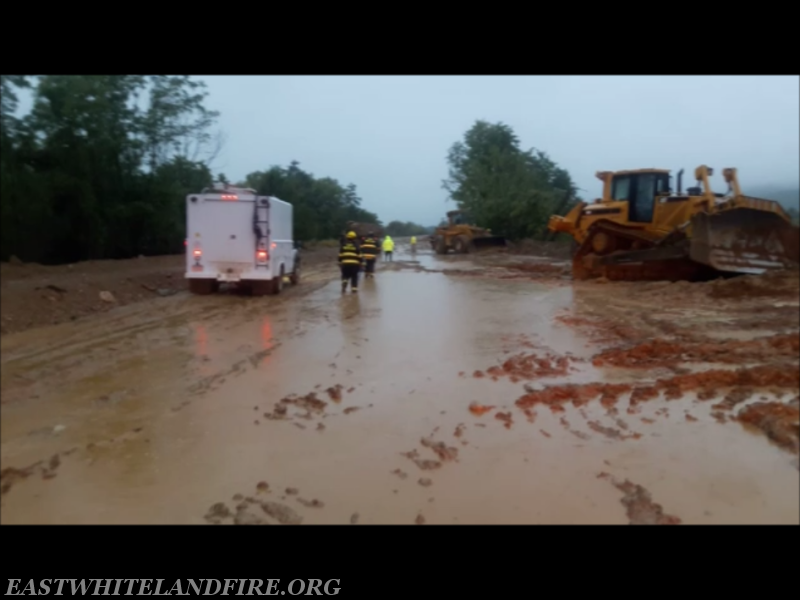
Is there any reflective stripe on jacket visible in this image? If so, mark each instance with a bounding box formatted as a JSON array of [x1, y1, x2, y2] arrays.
[[339, 242, 362, 265], [361, 238, 378, 259]]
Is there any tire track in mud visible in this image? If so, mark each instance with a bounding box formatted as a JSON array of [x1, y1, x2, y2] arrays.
[[205, 480, 328, 525], [0, 269, 340, 503], [384, 426, 465, 524], [205, 380, 373, 526], [0, 425, 147, 499]]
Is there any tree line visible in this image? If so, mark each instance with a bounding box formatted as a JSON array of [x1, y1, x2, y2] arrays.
[[384, 221, 430, 237], [0, 75, 381, 264], [242, 162, 379, 243], [442, 120, 580, 242]]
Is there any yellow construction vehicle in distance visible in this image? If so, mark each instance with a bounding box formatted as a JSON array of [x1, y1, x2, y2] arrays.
[[548, 166, 799, 281], [429, 210, 506, 254]]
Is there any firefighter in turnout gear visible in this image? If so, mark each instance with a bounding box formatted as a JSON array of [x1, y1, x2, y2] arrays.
[[361, 232, 379, 278], [339, 231, 363, 293]]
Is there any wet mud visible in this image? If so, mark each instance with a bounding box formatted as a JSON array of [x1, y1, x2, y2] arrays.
[[1, 241, 797, 524]]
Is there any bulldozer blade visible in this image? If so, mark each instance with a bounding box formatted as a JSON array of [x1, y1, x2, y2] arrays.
[[689, 209, 800, 275], [472, 236, 507, 249]]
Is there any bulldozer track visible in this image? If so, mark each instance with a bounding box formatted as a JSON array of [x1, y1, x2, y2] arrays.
[[573, 219, 706, 282]]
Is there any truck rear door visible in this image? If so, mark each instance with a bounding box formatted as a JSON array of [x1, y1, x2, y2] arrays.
[[190, 196, 254, 263]]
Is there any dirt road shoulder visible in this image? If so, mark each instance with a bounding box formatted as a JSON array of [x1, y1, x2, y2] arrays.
[[1, 247, 339, 337]]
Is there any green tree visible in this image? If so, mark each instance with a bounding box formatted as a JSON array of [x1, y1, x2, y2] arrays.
[[1, 75, 217, 263], [442, 120, 579, 241], [385, 221, 429, 236], [245, 162, 380, 242]]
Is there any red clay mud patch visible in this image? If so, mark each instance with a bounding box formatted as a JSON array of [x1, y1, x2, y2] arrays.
[[420, 437, 459, 462], [711, 388, 753, 411], [485, 352, 581, 381], [495, 411, 514, 429], [515, 382, 632, 412], [598, 473, 682, 525], [629, 386, 660, 406], [592, 333, 799, 370], [326, 385, 344, 403], [656, 364, 799, 395], [515, 364, 797, 414], [469, 402, 495, 416], [1, 451, 64, 495], [401, 449, 442, 470], [737, 401, 800, 454], [266, 392, 328, 420], [587, 421, 642, 441]]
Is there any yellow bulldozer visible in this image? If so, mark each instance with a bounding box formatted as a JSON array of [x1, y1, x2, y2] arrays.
[[548, 166, 799, 281], [429, 210, 507, 254]]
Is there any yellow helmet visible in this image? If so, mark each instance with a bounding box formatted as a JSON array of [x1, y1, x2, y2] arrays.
[[346, 231, 357, 239]]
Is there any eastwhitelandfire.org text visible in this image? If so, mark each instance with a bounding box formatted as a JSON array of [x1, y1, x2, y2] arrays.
[[6, 579, 341, 595]]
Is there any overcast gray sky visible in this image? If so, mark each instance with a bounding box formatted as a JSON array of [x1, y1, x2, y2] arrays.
[[200, 76, 798, 225]]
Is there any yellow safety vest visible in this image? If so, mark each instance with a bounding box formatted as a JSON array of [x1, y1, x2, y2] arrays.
[[382, 238, 394, 252]]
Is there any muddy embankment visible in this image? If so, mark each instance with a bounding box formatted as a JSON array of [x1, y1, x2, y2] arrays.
[[0, 246, 340, 336]]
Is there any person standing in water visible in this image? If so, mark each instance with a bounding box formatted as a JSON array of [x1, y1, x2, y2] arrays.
[[382, 235, 394, 262], [410, 235, 417, 254]]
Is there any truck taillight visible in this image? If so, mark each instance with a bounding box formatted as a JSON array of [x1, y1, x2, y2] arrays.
[[257, 250, 268, 262]]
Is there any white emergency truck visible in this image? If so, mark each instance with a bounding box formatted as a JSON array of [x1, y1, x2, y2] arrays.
[[185, 183, 299, 295]]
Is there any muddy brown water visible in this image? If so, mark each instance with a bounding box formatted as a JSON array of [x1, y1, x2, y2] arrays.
[[1, 245, 798, 524]]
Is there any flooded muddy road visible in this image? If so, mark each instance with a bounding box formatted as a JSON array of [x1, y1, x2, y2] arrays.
[[2, 243, 798, 524]]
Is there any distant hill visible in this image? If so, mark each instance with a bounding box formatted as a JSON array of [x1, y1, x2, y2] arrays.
[[746, 185, 799, 209]]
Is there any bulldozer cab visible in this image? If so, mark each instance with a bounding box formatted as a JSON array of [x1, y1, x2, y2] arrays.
[[600, 169, 671, 223], [447, 210, 471, 226]]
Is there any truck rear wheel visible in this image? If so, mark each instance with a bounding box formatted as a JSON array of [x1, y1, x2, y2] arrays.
[[434, 236, 448, 255], [271, 267, 285, 295], [188, 279, 215, 295]]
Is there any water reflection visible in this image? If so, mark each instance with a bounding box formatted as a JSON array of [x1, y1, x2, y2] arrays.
[[194, 323, 209, 360]]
